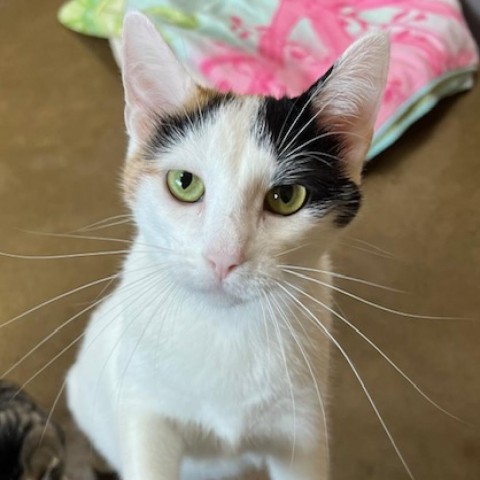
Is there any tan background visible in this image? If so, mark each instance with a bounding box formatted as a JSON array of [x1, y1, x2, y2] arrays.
[[1, 1, 479, 479]]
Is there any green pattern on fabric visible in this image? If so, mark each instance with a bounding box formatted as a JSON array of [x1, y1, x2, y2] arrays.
[[143, 6, 198, 29], [58, 0, 126, 37], [58, 0, 198, 37]]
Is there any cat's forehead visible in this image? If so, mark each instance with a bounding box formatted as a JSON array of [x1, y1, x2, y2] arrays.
[[145, 86, 336, 174], [147, 89, 275, 186], [149, 88, 261, 156]]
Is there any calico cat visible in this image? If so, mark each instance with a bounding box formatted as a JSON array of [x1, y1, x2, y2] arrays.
[[0, 380, 65, 480], [66, 12, 389, 480]]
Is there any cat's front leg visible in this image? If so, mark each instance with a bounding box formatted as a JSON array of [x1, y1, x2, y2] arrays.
[[267, 451, 328, 480], [119, 410, 184, 480]]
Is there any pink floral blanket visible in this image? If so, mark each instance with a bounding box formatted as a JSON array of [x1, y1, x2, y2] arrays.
[[60, 0, 479, 157]]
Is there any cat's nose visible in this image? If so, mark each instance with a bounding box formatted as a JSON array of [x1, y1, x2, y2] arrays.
[[205, 251, 243, 281]]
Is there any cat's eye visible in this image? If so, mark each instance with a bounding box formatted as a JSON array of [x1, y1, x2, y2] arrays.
[[265, 185, 308, 216], [166, 170, 205, 203]]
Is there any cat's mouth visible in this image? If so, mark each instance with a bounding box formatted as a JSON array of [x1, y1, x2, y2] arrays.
[[190, 270, 274, 306], [196, 278, 248, 304]]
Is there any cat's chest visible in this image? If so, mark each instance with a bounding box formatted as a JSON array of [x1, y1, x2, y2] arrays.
[[120, 305, 297, 445]]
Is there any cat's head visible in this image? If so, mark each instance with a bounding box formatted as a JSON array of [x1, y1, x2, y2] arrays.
[[120, 13, 389, 304]]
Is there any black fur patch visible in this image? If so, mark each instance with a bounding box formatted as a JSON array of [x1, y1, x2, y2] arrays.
[[259, 71, 361, 226], [146, 92, 235, 157]]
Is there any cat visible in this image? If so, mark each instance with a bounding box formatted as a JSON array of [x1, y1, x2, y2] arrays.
[[66, 12, 389, 480], [0, 380, 65, 480]]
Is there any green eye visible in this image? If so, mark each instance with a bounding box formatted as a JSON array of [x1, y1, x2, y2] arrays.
[[265, 185, 308, 216], [166, 170, 205, 203]]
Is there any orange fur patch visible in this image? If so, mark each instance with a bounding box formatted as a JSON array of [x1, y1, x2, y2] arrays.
[[122, 150, 160, 203], [182, 85, 227, 115]]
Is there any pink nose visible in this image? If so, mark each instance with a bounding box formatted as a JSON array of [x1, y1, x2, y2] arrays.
[[205, 252, 243, 281]]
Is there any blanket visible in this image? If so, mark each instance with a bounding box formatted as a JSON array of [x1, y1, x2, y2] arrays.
[[59, 0, 479, 159]]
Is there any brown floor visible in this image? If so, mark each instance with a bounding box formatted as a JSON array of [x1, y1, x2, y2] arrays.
[[1, 1, 480, 479]]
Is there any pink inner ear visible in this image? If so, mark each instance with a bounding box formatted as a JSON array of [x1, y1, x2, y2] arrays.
[[121, 12, 194, 143], [311, 33, 390, 181]]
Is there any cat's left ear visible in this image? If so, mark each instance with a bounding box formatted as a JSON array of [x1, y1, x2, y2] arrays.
[[308, 33, 390, 183], [121, 12, 195, 144]]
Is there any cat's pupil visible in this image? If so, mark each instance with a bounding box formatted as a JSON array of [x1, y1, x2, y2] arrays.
[[279, 185, 293, 203], [179, 171, 193, 189]]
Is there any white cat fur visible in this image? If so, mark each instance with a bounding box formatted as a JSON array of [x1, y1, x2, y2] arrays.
[[67, 12, 389, 480]]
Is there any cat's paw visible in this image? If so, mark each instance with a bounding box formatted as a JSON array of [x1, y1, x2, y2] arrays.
[[20, 426, 65, 480]]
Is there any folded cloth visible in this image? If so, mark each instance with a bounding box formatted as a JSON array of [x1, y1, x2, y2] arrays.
[[59, 0, 479, 159]]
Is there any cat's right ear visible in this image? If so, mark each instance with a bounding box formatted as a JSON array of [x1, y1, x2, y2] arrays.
[[121, 12, 194, 143]]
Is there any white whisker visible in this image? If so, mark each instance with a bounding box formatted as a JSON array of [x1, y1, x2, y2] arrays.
[[274, 243, 311, 258], [0, 249, 131, 261], [70, 214, 133, 234], [81, 218, 133, 232], [340, 241, 395, 260], [259, 292, 273, 376], [276, 280, 415, 480], [272, 292, 330, 468], [41, 378, 67, 445], [2, 293, 111, 379], [263, 292, 297, 466], [0, 273, 118, 330], [285, 268, 469, 321], [2, 263, 164, 378], [346, 236, 395, 257], [280, 265, 404, 293], [11, 332, 87, 399], [282, 270, 465, 424], [18, 229, 180, 256]]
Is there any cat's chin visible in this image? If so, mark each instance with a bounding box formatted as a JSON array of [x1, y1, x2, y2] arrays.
[[194, 284, 251, 307], [185, 278, 265, 307]]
